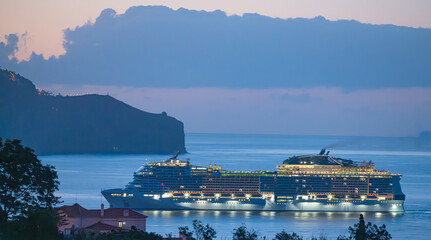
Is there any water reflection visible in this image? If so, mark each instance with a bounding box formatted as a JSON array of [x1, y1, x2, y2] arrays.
[[214, 211, 220, 217], [140, 210, 405, 238]]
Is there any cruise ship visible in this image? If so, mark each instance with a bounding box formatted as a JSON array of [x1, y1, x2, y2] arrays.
[[102, 149, 405, 212]]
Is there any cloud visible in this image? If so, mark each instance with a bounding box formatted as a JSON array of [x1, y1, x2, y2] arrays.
[[0, 34, 19, 67], [41, 85, 431, 137], [2, 6, 431, 89]]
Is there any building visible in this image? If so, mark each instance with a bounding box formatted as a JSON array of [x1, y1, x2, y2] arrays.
[[57, 203, 147, 234]]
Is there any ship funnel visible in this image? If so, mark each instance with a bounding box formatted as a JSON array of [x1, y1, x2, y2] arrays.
[[319, 149, 326, 155], [169, 151, 180, 160], [326, 150, 330, 155]]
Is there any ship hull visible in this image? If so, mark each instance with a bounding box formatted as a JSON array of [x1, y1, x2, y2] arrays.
[[102, 189, 404, 212]]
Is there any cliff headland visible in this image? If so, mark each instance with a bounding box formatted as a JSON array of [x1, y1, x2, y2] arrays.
[[0, 68, 186, 155]]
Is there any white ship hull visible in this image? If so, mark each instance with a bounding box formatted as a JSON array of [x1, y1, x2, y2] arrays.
[[103, 189, 404, 212]]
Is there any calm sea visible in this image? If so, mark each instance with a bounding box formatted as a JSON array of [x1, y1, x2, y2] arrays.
[[41, 133, 431, 239]]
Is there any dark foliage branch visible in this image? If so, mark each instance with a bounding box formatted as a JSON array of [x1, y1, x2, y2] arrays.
[[0, 138, 61, 221]]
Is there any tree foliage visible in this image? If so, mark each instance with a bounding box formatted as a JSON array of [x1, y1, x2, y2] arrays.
[[0, 207, 62, 240], [0, 138, 61, 221], [179, 220, 216, 240], [67, 227, 163, 240], [310, 232, 328, 240], [232, 224, 259, 240], [273, 230, 303, 240], [355, 214, 366, 240], [192, 220, 217, 240], [337, 214, 392, 240], [179, 225, 194, 239]]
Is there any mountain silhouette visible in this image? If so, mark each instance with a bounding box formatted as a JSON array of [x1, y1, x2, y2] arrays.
[[0, 68, 186, 155]]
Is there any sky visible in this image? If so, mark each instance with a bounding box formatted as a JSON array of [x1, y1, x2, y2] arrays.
[[1, 0, 431, 61], [1, 1, 431, 137]]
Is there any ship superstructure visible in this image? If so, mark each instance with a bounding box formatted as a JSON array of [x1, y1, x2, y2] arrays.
[[102, 149, 405, 212]]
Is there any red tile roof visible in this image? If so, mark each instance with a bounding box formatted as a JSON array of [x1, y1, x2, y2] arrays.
[[57, 203, 88, 217], [103, 208, 147, 218], [57, 203, 147, 218]]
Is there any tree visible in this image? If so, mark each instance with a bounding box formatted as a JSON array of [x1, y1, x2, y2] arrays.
[[311, 232, 328, 240], [70, 228, 163, 240], [165, 232, 174, 240], [362, 223, 391, 240], [337, 236, 349, 240], [179, 225, 194, 239], [273, 230, 303, 240], [337, 214, 392, 240], [1, 207, 62, 240], [356, 214, 366, 240], [0, 138, 61, 221], [232, 224, 259, 240], [192, 220, 217, 240]]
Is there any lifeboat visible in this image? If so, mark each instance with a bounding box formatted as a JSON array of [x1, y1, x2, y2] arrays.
[[221, 193, 232, 198], [349, 195, 361, 199], [316, 195, 328, 199], [173, 192, 184, 197], [333, 194, 346, 199]]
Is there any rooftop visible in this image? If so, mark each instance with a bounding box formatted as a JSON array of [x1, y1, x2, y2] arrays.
[[57, 203, 147, 218]]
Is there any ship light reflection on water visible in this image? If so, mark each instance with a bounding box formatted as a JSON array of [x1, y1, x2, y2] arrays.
[[141, 210, 402, 220]]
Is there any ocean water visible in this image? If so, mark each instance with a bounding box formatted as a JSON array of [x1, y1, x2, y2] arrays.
[[41, 133, 431, 239]]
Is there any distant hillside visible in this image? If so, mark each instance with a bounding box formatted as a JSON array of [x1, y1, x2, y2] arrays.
[[0, 69, 186, 155], [419, 131, 431, 141]]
